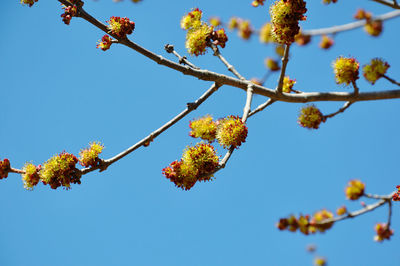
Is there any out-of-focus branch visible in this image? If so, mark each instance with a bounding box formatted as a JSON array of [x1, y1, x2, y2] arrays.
[[371, 0, 400, 9], [164, 44, 199, 69], [316, 191, 395, 225], [303, 10, 400, 36], [211, 44, 246, 81]]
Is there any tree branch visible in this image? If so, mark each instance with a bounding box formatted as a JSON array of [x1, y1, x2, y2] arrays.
[[276, 44, 291, 94], [79, 82, 221, 174], [323, 101, 353, 120], [371, 0, 400, 9], [316, 191, 395, 225], [303, 10, 400, 36], [211, 44, 246, 81], [164, 44, 199, 69], [383, 74, 400, 86]]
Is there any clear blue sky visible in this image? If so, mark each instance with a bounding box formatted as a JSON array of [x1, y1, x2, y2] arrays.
[[1, 1, 399, 266]]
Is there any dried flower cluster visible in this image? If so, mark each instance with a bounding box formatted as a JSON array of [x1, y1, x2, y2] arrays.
[[181, 8, 228, 56], [61, 4, 77, 25], [332, 56, 360, 85], [270, 0, 307, 44], [345, 179, 365, 200], [362, 58, 390, 85], [277, 209, 334, 235], [0, 159, 11, 179], [298, 105, 324, 129]]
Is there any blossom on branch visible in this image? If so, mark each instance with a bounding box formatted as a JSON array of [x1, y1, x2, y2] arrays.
[[270, 0, 307, 44], [61, 4, 77, 25], [362, 58, 390, 85], [189, 115, 217, 142], [332, 56, 359, 85], [252, 0, 265, 7], [107, 16, 135, 39], [216, 116, 248, 149], [345, 179, 365, 200], [22, 163, 41, 190], [79, 142, 104, 168], [97, 35, 113, 51], [298, 105, 324, 129]]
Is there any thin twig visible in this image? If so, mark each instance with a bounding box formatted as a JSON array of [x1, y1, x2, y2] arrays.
[[80, 83, 221, 175], [323, 101, 353, 120], [387, 200, 393, 227], [316, 191, 395, 225], [9, 168, 25, 174], [211, 44, 246, 81], [260, 71, 272, 86], [383, 75, 400, 86], [371, 0, 400, 8], [364, 193, 392, 200], [248, 99, 275, 118], [57, 1, 400, 103], [164, 44, 199, 69], [276, 45, 290, 94], [303, 10, 400, 36]]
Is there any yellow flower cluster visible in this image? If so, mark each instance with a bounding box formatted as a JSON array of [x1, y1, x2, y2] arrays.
[[362, 58, 390, 85], [332, 56, 359, 85], [345, 179, 365, 200], [298, 105, 324, 129], [79, 142, 104, 167]]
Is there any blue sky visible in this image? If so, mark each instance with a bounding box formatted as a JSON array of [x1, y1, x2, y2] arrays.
[[1, 1, 400, 266]]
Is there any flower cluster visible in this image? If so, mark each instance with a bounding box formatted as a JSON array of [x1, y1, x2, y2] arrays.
[[332, 56, 359, 85], [21, 0, 38, 7], [364, 20, 383, 37], [97, 35, 113, 51], [259, 23, 274, 44], [162, 143, 219, 190], [345, 179, 365, 200], [354, 9, 383, 37], [282, 76, 296, 93], [79, 142, 104, 168], [314, 257, 327, 266], [298, 105, 324, 129], [107, 16, 135, 39], [270, 0, 307, 44], [40, 152, 80, 189], [209, 17, 221, 27], [251, 0, 266, 7], [277, 209, 334, 235], [216, 116, 248, 149], [0, 159, 11, 180], [392, 185, 400, 201], [362, 58, 390, 85], [61, 4, 77, 25], [189, 115, 217, 142], [319, 35, 334, 49], [181, 8, 228, 56], [265, 57, 280, 71], [294, 30, 311, 46], [374, 223, 394, 242], [22, 163, 41, 190], [227, 17, 253, 40]]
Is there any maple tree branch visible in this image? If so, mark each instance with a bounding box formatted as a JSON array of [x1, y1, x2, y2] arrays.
[[248, 99, 275, 118], [164, 44, 199, 69], [323, 101, 353, 120], [79, 82, 221, 174], [316, 191, 395, 225], [212, 44, 246, 81], [303, 10, 400, 36], [58, 0, 400, 104]]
